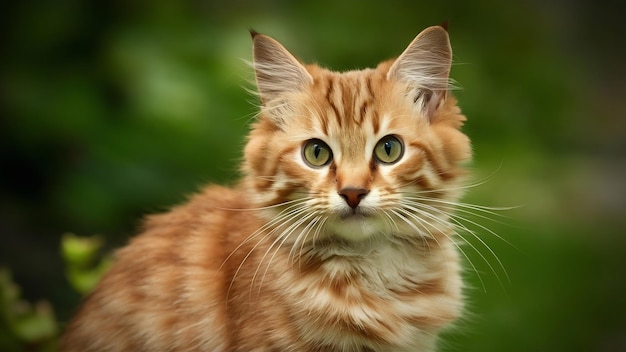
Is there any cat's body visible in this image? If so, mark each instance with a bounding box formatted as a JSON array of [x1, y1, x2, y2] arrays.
[[61, 26, 472, 352]]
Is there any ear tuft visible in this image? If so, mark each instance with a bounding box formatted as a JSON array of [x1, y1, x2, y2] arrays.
[[387, 26, 453, 121], [439, 20, 449, 32], [252, 33, 313, 105]]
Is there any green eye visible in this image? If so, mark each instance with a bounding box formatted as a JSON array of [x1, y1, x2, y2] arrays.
[[374, 135, 403, 164], [302, 139, 333, 167]]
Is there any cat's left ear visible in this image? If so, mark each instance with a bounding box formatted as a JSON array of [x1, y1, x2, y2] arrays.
[[251, 31, 313, 105], [387, 26, 452, 121]]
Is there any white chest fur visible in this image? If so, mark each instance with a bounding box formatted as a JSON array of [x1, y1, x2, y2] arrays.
[[274, 237, 463, 351]]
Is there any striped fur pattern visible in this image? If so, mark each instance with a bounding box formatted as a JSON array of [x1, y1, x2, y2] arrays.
[[61, 26, 472, 351]]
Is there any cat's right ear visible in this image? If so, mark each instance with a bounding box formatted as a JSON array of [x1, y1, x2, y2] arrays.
[[387, 26, 453, 121], [251, 31, 313, 105]]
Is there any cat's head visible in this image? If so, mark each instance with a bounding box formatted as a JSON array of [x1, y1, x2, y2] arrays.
[[243, 26, 471, 245]]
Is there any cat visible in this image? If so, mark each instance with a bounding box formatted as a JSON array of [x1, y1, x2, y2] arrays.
[[60, 25, 472, 352]]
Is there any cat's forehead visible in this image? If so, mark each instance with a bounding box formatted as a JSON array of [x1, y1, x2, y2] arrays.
[[308, 69, 385, 127], [273, 65, 422, 163], [305, 69, 408, 147]]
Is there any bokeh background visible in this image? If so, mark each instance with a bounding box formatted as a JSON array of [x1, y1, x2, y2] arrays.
[[1, 0, 625, 351]]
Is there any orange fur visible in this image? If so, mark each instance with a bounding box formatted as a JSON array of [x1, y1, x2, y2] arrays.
[[61, 26, 471, 352]]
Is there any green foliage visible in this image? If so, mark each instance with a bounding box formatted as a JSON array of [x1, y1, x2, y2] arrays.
[[0, 268, 58, 352], [0, 235, 111, 350], [61, 234, 112, 295]]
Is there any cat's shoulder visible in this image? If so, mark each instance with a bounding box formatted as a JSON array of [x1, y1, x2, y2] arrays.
[[117, 184, 252, 258], [141, 184, 249, 230]]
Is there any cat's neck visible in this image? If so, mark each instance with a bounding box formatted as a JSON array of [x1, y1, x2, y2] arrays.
[[294, 235, 453, 295]]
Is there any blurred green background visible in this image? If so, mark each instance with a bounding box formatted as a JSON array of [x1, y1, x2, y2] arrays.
[[1, 0, 625, 351]]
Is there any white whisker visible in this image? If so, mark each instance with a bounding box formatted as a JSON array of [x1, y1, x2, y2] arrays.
[[399, 198, 509, 290], [294, 213, 326, 270], [394, 202, 487, 291], [223, 200, 310, 299], [251, 204, 312, 292], [390, 208, 435, 252], [405, 194, 519, 253], [215, 198, 305, 212]]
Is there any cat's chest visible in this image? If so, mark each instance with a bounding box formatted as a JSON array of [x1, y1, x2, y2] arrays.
[[272, 240, 460, 350]]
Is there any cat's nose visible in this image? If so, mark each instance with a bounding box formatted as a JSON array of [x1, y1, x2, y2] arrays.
[[338, 188, 369, 209]]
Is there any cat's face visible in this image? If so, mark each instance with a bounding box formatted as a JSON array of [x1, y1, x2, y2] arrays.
[[244, 27, 470, 245]]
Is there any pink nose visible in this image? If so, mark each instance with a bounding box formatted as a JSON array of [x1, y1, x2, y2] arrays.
[[338, 188, 369, 209]]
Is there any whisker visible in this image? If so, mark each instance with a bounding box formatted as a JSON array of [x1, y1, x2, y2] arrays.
[[294, 213, 325, 270], [450, 216, 511, 288], [403, 195, 519, 214], [224, 201, 310, 299], [380, 209, 400, 234], [394, 203, 487, 291], [390, 208, 435, 252], [436, 205, 520, 254], [215, 198, 306, 212], [288, 211, 322, 264], [254, 206, 320, 297], [310, 215, 328, 250], [400, 199, 509, 290], [395, 164, 506, 196], [402, 195, 521, 254], [250, 204, 310, 279], [220, 200, 309, 270]]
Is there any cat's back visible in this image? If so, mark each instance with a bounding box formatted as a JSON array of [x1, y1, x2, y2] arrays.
[[60, 185, 256, 352]]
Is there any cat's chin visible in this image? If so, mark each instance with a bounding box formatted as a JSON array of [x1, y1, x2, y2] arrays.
[[326, 214, 386, 242]]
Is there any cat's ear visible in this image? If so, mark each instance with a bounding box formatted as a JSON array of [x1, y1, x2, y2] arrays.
[[251, 31, 313, 104], [387, 26, 452, 121]]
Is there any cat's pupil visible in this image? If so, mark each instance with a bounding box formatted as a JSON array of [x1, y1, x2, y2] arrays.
[[384, 142, 392, 156], [314, 144, 321, 159]]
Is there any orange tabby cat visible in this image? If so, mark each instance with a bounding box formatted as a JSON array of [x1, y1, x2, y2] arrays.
[[60, 25, 471, 351]]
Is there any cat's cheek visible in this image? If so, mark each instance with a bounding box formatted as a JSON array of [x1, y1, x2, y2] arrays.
[[431, 125, 471, 164]]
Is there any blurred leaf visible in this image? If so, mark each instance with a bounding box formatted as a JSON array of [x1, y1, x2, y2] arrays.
[[61, 234, 112, 295], [0, 268, 57, 351], [61, 233, 103, 267], [12, 302, 57, 342]]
